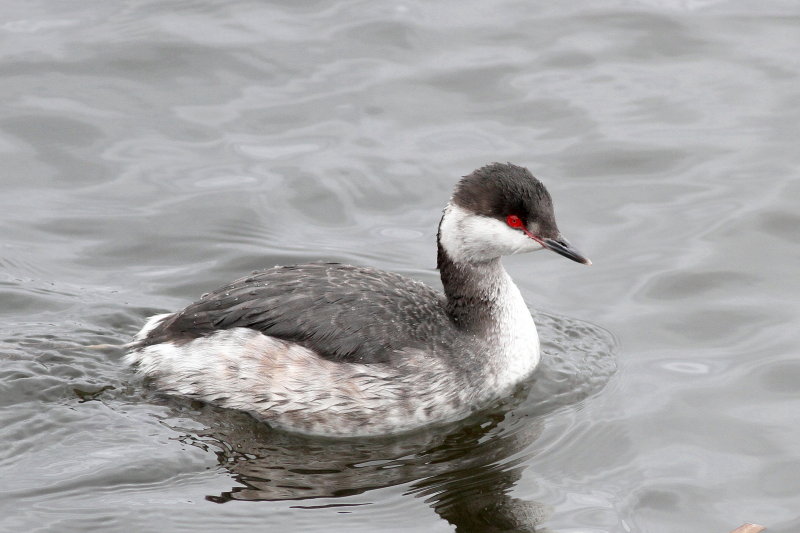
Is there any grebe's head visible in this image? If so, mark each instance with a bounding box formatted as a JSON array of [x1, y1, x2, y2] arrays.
[[438, 163, 590, 265]]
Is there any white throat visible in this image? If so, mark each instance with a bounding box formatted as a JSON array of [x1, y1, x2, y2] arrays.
[[485, 268, 541, 386]]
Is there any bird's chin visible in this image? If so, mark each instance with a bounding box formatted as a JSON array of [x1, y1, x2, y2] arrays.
[[512, 241, 546, 256]]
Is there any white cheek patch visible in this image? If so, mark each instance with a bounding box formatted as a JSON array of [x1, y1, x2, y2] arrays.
[[439, 203, 543, 263]]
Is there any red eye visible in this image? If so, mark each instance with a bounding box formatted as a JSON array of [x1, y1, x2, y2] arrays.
[[506, 215, 524, 228]]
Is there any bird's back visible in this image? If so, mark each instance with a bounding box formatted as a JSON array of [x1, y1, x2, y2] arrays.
[[137, 263, 458, 365]]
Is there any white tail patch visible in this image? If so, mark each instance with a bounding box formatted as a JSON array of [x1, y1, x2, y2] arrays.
[[132, 313, 172, 342]]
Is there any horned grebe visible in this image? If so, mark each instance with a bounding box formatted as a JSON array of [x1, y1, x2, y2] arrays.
[[125, 163, 590, 437]]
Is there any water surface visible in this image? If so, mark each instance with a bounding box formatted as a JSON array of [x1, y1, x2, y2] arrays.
[[1, 1, 799, 531]]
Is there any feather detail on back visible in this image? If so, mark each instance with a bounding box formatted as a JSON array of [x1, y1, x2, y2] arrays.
[[135, 263, 458, 365]]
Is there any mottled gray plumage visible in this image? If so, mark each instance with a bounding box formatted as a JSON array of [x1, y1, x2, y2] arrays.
[[138, 263, 459, 365]]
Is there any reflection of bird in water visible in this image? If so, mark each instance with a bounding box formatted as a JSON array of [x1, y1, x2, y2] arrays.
[[170, 392, 550, 531], [157, 313, 615, 532]]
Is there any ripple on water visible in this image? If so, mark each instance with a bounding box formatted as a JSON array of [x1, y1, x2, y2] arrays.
[[0, 299, 615, 531]]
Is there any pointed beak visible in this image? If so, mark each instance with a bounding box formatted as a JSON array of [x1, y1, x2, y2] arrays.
[[541, 236, 592, 265]]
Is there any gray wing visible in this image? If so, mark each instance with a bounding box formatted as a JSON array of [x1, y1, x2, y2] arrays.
[[139, 263, 456, 364]]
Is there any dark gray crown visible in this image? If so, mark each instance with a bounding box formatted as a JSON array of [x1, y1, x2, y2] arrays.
[[452, 162, 559, 238]]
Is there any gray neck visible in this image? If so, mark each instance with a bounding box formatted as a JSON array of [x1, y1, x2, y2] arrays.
[[437, 239, 509, 334], [436, 213, 541, 384]]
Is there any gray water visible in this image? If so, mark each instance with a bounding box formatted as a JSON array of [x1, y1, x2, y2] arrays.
[[1, 1, 798, 532]]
